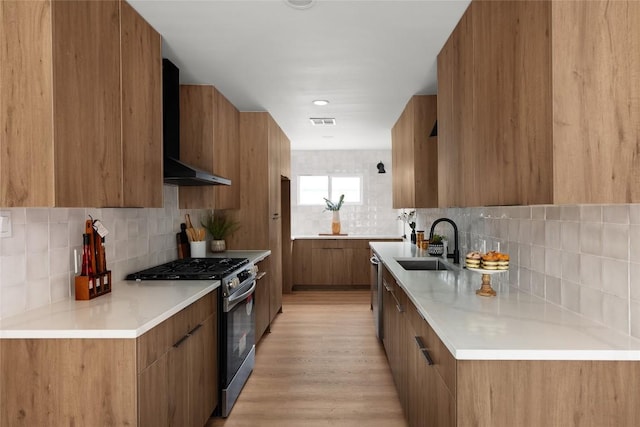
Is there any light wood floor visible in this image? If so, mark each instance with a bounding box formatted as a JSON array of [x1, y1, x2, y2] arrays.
[[207, 291, 407, 427]]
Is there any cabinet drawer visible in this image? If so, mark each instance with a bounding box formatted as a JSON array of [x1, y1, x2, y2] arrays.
[[312, 239, 339, 249], [408, 301, 456, 395], [137, 291, 216, 372]]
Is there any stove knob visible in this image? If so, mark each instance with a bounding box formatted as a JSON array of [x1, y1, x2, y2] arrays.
[[229, 277, 240, 290], [250, 265, 259, 275]]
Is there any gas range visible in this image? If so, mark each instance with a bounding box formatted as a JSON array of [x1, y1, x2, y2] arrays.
[[126, 257, 256, 297]]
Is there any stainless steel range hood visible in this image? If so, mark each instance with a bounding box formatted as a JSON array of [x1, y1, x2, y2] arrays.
[[162, 58, 231, 186]]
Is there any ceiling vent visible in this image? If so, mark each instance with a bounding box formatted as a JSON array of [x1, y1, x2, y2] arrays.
[[310, 118, 336, 126]]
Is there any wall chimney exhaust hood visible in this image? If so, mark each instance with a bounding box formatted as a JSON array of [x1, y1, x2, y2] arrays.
[[162, 59, 231, 186]]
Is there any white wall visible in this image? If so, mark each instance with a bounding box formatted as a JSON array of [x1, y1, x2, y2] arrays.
[[0, 186, 209, 319], [290, 150, 400, 236], [412, 204, 640, 338]]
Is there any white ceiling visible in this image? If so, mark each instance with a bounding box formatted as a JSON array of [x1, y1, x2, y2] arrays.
[[129, 0, 470, 150]]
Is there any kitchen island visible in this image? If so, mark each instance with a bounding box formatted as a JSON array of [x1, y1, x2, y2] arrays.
[[371, 241, 640, 426]]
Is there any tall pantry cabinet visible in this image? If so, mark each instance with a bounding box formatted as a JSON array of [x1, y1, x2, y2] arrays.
[[227, 112, 290, 323], [0, 0, 163, 208]]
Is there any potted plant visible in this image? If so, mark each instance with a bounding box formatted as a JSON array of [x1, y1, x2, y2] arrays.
[[428, 234, 445, 256], [201, 211, 240, 253], [323, 194, 345, 234], [397, 210, 417, 242]]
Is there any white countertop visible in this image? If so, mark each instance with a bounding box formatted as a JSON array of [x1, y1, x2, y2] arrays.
[[0, 250, 271, 339], [292, 235, 402, 240], [370, 242, 640, 361]]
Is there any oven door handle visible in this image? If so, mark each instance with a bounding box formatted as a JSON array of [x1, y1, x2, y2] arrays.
[[227, 281, 257, 308]]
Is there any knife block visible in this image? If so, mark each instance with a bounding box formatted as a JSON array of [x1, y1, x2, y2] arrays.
[[75, 271, 112, 300]]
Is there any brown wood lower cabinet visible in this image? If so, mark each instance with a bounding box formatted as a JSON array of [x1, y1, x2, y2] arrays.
[[381, 265, 640, 427], [293, 238, 401, 287], [0, 291, 218, 427]]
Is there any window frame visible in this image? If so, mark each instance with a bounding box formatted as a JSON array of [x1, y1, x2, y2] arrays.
[[297, 174, 363, 206]]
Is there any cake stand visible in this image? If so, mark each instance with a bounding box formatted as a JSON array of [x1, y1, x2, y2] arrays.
[[466, 267, 507, 297]]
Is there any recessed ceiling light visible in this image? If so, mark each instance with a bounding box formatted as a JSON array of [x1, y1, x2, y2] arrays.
[[284, 0, 316, 10], [312, 99, 329, 106]]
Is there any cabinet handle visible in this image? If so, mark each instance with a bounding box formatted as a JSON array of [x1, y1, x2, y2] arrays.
[[383, 280, 393, 292], [173, 334, 189, 348], [256, 271, 267, 281], [396, 303, 404, 313], [188, 323, 203, 336], [414, 336, 434, 365]]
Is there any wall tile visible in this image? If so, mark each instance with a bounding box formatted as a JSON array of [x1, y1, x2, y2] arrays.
[[629, 205, 640, 225], [0, 224, 26, 256], [531, 245, 546, 273], [545, 220, 561, 249], [631, 299, 640, 339], [546, 276, 561, 305], [631, 262, 640, 301], [545, 248, 562, 278], [561, 279, 581, 313], [531, 271, 545, 298], [561, 221, 580, 252], [602, 293, 629, 334], [26, 278, 50, 310], [546, 206, 561, 220], [602, 258, 629, 299], [602, 223, 629, 261], [26, 222, 49, 253], [580, 205, 602, 223], [604, 205, 630, 224], [531, 220, 546, 246], [561, 251, 581, 283], [629, 225, 640, 263], [580, 221, 603, 256], [561, 206, 580, 222], [580, 287, 604, 324], [580, 254, 603, 290]]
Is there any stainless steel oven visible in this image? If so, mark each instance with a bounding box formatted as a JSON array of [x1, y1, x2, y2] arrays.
[[219, 267, 257, 417], [370, 251, 383, 339], [126, 257, 258, 418]]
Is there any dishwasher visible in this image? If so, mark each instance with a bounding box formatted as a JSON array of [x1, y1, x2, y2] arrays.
[[370, 252, 383, 339]]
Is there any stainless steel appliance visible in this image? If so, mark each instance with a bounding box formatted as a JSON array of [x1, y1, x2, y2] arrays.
[[126, 257, 258, 418], [370, 252, 383, 339]]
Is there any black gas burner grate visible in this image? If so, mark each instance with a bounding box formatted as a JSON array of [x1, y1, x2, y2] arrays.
[[126, 257, 249, 281]]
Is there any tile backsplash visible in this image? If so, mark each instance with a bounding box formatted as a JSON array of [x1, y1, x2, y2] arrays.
[[0, 186, 209, 319], [291, 150, 400, 236], [414, 205, 640, 338]]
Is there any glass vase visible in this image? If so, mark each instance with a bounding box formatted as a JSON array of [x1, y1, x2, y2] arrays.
[[331, 211, 341, 235]]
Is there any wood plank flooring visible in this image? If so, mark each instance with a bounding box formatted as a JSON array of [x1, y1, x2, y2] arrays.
[[207, 291, 407, 427]]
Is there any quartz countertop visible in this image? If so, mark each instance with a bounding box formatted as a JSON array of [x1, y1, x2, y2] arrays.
[[370, 242, 640, 361], [292, 235, 402, 240], [0, 250, 271, 340]]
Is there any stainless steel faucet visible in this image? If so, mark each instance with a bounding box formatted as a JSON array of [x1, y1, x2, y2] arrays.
[[429, 218, 460, 264]]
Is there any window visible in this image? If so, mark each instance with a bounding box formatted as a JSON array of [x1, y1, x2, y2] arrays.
[[298, 175, 362, 205]]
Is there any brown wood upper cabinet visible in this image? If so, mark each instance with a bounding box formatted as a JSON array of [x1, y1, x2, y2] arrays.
[[438, 0, 640, 206], [0, 0, 163, 207], [392, 95, 438, 209], [178, 85, 240, 209]]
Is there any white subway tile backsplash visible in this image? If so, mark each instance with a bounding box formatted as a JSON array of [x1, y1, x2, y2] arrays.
[[26, 251, 49, 281], [631, 300, 640, 339], [561, 279, 581, 313], [561, 251, 581, 283], [26, 208, 49, 223], [602, 223, 629, 261], [545, 220, 562, 249], [580, 205, 602, 223], [561, 221, 580, 252], [602, 293, 629, 334], [1, 285, 26, 317], [580, 254, 603, 290], [629, 225, 640, 263], [561, 206, 580, 222], [50, 273, 71, 302], [546, 206, 561, 220], [519, 220, 532, 244], [580, 221, 603, 256], [26, 278, 50, 310], [49, 223, 69, 249], [580, 287, 604, 324], [546, 276, 561, 305], [531, 220, 546, 246], [630, 205, 640, 225], [602, 258, 629, 299], [26, 222, 49, 253], [1, 254, 26, 288], [531, 206, 545, 220], [604, 205, 630, 224], [531, 245, 546, 273], [531, 271, 546, 298], [545, 248, 562, 278], [1, 224, 26, 256]]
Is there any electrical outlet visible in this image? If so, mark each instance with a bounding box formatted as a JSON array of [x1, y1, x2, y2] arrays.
[[0, 211, 11, 238]]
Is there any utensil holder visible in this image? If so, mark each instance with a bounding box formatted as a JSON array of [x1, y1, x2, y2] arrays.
[[190, 241, 206, 258], [75, 271, 112, 300]]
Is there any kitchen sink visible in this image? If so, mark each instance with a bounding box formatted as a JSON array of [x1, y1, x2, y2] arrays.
[[396, 258, 449, 271]]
